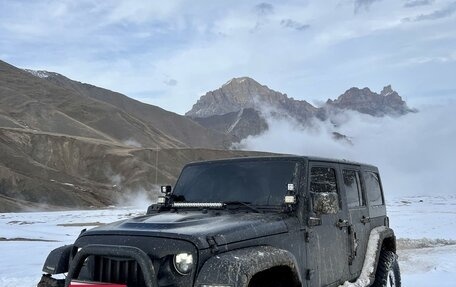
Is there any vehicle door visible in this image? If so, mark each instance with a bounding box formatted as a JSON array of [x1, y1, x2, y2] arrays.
[[362, 167, 387, 229], [340, 165, 371, 276], [306, 162, 350, 286]]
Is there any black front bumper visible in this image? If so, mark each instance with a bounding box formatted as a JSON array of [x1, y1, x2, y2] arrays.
[[65, 244, 158, 287]]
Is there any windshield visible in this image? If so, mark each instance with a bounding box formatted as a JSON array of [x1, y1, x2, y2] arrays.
[[172, 159, 300, 206]]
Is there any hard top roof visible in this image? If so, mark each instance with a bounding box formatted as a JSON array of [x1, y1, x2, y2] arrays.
[[185, 155, 378, 169]]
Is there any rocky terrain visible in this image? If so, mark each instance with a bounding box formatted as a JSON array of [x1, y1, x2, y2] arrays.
[[191, 108, 269, 142], [187, 77, 415, 141]]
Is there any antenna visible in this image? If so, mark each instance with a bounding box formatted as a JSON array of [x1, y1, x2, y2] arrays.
[[155, 144, 159, 185]]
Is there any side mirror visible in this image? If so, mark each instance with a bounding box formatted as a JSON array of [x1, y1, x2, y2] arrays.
[[161, 185, 172, 194], [312, 192, 340, 214]]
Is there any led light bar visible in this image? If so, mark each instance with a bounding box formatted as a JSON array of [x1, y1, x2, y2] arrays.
[[172, 202, 224, 208]]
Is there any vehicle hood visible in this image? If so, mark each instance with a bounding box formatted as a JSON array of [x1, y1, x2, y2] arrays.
[[80, 211, 289, 249]]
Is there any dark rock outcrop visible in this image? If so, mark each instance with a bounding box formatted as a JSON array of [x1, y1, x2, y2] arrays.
[[192, 108, 268, 142], [325, 85, 415, 117]]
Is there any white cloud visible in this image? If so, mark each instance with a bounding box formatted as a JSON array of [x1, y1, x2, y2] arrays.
[[103, 1, 183, 24], [239, 101, 456, 198], [0, 0, 455, 114], [397, 53, 456, 66], [403, 1, 456, 21]]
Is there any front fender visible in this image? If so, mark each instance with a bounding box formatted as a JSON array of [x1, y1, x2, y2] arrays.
[[195, 246, 301, 287], [42, 245, 73, 274]]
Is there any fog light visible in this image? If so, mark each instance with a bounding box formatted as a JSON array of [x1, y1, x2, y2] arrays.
[[174, 253, 194, 275], [157, 196, 166, 204], [284, 195, 296, 204]]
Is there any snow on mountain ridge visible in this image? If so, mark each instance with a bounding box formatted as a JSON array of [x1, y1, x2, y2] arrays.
[[23, 69, 54, 79]]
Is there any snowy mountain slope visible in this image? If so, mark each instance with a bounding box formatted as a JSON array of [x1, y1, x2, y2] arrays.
[[1, 196, 455, 287]]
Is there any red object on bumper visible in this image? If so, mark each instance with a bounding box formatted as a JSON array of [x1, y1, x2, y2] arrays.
[[69, 281, 126, 287]]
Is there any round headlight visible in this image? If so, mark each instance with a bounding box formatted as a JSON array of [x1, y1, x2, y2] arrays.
[[173, 253, 194, 275]]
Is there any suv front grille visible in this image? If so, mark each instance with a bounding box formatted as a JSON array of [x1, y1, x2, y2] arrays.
[[92, 256, 145, 287]]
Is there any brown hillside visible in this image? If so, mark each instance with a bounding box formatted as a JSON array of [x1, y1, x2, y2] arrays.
[[0, 127, 268, 212]]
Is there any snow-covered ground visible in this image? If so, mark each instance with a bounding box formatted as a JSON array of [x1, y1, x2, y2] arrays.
[[0, 196, 455, 287], [0, 209, 145, 287], [389, 195, 456, 286]]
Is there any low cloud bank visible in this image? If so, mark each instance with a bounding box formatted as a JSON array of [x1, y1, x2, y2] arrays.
[[116, 187, 160, 209], [238, 101, 456, 198], [105, 168, 159, 209]]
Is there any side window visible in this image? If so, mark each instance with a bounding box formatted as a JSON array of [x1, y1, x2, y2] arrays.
[[310, 167, 338, 193], [310, 167, 340, 214], [343, 169, 365, 208], [364, 171, 384, 206]]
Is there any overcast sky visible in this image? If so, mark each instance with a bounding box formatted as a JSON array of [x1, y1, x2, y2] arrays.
[[1, 0, 455, 114]]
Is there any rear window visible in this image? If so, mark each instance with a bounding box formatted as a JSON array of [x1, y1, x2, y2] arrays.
[[343, 169, 364, 208], [364, 171, 384, 206]]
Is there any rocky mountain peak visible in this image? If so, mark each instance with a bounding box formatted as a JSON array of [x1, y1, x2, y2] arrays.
[[188, 78, 415, 143], [186, 77, 316, 119], [381, 85, 394, 96], [326, 85, 413, 116], [222, 77, 259, 87], [186, 77, 283, 118]]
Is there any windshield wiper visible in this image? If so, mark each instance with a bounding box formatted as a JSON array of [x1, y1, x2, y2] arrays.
[[223, 201, 262, 213]]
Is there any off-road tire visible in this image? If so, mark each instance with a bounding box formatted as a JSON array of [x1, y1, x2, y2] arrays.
[[248, 268, 300, 287], [372, 249, 401, 287], [37, 274, 65, 287], [249, 279, 289, 287]]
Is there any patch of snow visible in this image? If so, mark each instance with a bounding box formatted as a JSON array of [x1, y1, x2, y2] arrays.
[[0, 207, 146, 286], [226, 109, 244, 133], [398, 245, 456, 287], [388, 196, 456, 240], [61, 183, 75, 187], [23, 69, 51, 79], [222, 79, 233, 87], [122, 138, 142, 148]]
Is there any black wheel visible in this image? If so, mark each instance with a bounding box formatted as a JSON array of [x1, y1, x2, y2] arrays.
[[248, 266, 300, 287], [249, 278, 288, 287], [372, 249, 401, 287]]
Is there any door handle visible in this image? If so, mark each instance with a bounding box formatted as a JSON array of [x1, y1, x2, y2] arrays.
[[336, 219, 350, 229], [361, 216, 371, 224]]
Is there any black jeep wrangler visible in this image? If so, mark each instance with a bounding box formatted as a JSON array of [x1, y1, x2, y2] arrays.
[[38, 156, 400, 287]]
